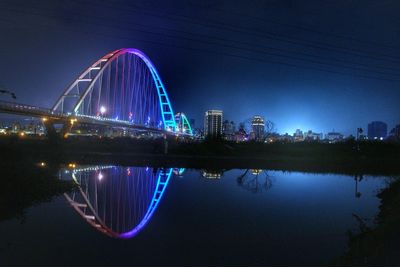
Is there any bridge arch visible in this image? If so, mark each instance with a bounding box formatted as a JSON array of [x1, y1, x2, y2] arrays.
[[52, 48, 176, 131], [175, 112, 193, 135], [63, 166, 173, 238]]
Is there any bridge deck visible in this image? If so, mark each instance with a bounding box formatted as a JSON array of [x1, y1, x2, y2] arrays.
[[0, 100, 182, 135]]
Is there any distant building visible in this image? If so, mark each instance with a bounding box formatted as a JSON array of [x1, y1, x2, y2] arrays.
[[264, 133, 281, 143], [304, 130, 323, 141], [358, 134, 368, 141], [12, 122, 22, 133], [368, 121, 387, 140], [234, 123, 247, 142], [278, 133, 294, 142], [204, 110, 223, 138], [293, 129, 304, 142], [24, 122, 37, 135], [234, 128, 247, 142], [389, 124, 400, 140], [251, 115, 265, 141], [222, 120, 236, 140], [325, 131, 344, 142], [193, 128, 203, 137]]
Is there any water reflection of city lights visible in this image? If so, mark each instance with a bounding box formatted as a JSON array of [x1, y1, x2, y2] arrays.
[[251, 169, 263, 175], [173, 168, 186, 177], [202, 171, 222, 179]]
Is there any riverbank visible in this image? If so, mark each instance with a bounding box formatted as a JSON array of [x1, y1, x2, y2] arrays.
[[330, 178, 400, 266], [0, 148, 75, 222], [1, 136, 400, 175]]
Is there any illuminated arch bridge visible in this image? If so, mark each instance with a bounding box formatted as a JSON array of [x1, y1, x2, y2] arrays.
[[0, 48, 193, 137], [62, 166, 184, 238]]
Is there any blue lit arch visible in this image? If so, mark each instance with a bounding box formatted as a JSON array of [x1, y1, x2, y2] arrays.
[[52, 48, 176, 131]]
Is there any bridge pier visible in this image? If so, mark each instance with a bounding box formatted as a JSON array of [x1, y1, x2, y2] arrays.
[[43, 118, 73, 140]]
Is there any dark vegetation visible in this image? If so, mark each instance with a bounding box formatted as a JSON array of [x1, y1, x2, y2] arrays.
[[0, 143, 75, 222], [1, 135, 399, 175], [330, 177, 400, 267]]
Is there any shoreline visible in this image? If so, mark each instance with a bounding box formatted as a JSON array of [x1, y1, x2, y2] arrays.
[[2, 137, 400, 175]]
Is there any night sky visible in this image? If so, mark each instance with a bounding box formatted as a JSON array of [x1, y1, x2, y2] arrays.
[[0, 0, 399, 135]]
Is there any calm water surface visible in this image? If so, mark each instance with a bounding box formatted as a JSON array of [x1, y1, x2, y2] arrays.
[[0, 165, 388, 266]]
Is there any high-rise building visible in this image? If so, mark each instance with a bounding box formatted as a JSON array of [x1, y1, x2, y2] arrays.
[[251, 115, 265, 141], [204, 110, 223, 137], [368, 121, 387, 140]]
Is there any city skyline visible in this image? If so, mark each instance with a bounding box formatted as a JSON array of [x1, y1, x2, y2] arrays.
[[0, 107, 398, 138], [0, 0, 399, 136]]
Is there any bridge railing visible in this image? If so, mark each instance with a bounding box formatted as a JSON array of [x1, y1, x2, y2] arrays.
[[0, 100, 64, 117], [0, 100, 193, 136]]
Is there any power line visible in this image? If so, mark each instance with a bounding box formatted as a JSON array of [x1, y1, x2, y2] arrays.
[[30, 1, 400, 75], [2, 3, 400, 78], [0, 9, 400, 82], [15, 0, 398, 65], [91, 0, 400, 63], [160, 1, 400, 50]]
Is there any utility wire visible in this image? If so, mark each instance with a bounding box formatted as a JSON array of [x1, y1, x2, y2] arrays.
[[15, 2, 400, 75], [0, 9, 400, 82], [87, 0, 400, 62], [149, 0, 400, 50], [2, 4, 400, 79]]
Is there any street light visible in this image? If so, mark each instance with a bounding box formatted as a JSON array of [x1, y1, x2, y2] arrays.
[[100, 106, 106, 116]]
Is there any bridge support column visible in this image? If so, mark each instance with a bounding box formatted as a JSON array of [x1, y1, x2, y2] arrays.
[[61, 120, 74, 138], [43, 119, 73, 140], [43, 119, 59, 140]]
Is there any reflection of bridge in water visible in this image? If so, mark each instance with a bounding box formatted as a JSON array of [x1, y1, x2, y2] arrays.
[[0, 48, 192, 137], [61, 165, 182, 238]]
